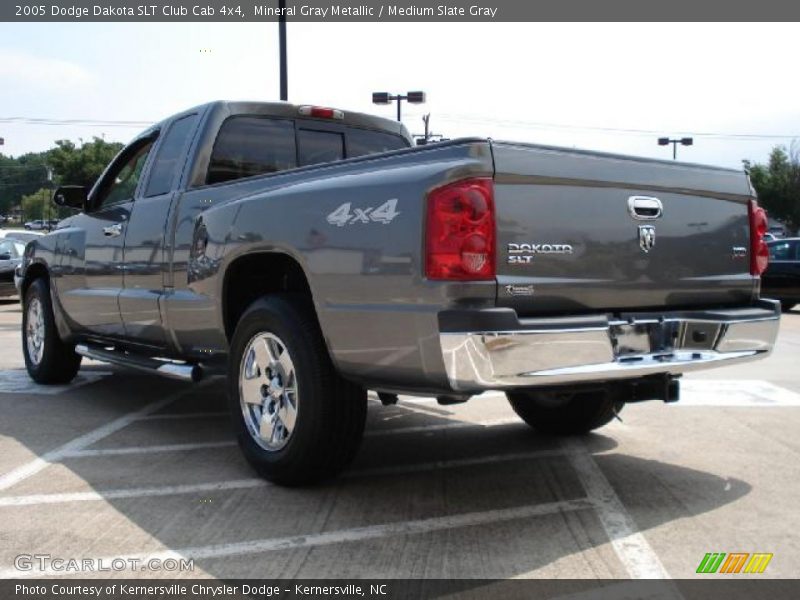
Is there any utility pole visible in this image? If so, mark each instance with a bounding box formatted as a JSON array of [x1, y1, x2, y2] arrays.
[[278, 0, 288, 101], [44, 166, 54, 228], [658, 136, 693, 160]]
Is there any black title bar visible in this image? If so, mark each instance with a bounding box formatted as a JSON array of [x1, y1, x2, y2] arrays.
[[4, 0, 800, 22]]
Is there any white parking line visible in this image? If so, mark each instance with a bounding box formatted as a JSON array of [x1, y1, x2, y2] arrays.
[[63, 441, 236, 458], [367, 392, 505, 405], [0, 386, 197, 492], [139, 412, 228, 421], [0, 497, 596, 578], [0, 479, 267, 507], [0, 448, 572, 507], [350, 448, 569, 479], [52, 417, 522, 459], [0, 370, 112, 395], [680, 380, 800, 406], [365, 417, 519, 436], [563, 439, 669, 579], [371, 380, 800, 408]]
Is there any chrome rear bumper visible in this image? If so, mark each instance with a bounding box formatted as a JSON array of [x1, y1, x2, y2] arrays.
[[440, 301, 780, 391]]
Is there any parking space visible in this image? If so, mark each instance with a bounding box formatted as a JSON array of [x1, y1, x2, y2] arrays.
[[1, 299, 799, 580]]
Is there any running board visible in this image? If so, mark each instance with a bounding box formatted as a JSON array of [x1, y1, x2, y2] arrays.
[[75, 344, 203, 382]]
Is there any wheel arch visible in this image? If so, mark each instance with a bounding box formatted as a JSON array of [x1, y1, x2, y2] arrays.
[[21, 261, 50, 298], [222, 251, 319, 341]]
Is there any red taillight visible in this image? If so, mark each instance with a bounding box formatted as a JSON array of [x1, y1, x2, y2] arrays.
[[748, 198, 769, 276], [425, 177, 495, 280]]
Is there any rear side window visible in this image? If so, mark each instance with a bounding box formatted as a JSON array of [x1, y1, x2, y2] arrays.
[[347, 128, 408, 158], [297, 129, 344, 167], [207, 117, 297, 185], [145, 114, 198, 197]]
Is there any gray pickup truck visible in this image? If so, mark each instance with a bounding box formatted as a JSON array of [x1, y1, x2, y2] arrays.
[[20, 101, 780, 484]]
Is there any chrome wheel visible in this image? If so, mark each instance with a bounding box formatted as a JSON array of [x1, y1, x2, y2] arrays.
[[239, 332, 298, 451], [25, 297, 45, 366]]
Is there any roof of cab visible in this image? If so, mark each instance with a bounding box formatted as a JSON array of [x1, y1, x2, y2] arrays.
[[175, 100, 411, 143]]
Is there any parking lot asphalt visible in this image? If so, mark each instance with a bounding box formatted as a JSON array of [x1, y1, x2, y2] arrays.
[[1, 299, 799, 581]]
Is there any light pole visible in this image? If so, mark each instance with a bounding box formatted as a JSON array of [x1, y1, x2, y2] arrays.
[[658, 136, 693, 160], [372, 91, 426, 122], [278, 0, 287, 101]]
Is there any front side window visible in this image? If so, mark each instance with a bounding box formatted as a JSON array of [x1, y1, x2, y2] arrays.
[[96, 141, 154, 209], [207, 117, 297, 185]]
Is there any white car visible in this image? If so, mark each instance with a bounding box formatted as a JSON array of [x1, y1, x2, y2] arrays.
[[24, 220, 47, 230], [0, 238, 26, 298], [0, 229, 45, 243]]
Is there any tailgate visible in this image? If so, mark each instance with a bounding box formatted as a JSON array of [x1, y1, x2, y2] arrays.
[[492, 142, 756, 315]]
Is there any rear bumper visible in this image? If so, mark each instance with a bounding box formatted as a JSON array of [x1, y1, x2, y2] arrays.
[[439, 300, 780, 391]]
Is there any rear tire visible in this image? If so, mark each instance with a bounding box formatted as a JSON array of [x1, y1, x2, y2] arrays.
[[506, 388, 622, 435], [22, 278, 82, 384], [227, 294, 367, 485], [781, 302, 796, 313]]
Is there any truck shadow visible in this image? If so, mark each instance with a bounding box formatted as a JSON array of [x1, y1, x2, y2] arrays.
[[0, 367, 752, 580]]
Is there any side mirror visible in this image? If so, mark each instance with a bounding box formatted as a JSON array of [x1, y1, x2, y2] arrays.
[[53, 186, 88, 210], [0, 253, 11, 261]]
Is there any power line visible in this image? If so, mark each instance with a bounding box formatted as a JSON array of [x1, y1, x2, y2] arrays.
[[415, 113, 800, 141], [3, 112, 798, 141], [0, 117, 152, 127]]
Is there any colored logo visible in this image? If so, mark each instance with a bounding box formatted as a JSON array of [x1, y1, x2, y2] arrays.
[[696, 552, 773, 574]]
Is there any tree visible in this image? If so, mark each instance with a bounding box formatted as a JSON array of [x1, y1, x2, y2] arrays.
[[46, 137, 123, 188], [749, 142, 800, 234], [1, 137, 123, 220], [0, 152, 49, 216], [21, 188, 59, 222]]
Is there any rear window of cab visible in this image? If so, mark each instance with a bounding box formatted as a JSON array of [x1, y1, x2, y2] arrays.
[[206, 116, 408, 185]]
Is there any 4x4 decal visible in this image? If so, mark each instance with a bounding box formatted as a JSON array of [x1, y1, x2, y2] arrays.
[[326, 199, 400, 226]]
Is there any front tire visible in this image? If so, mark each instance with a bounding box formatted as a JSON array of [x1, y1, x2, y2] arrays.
[[22, 278, 82, 384], [506, 388, 622, 435], [227, 294, 367, 485]]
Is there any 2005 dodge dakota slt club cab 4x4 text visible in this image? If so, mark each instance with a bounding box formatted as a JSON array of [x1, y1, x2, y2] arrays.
[[20, 101, 780, 484]]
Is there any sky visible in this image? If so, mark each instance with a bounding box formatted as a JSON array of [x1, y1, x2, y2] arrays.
[[1, 22, 798, 170]]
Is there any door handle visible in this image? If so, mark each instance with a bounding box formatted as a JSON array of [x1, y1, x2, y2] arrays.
[[103, 223, 123, 237], [628, 196, 663, 220]]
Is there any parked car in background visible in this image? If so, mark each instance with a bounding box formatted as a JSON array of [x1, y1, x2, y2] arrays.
[[24, 220, 47, 231], [0, 238, 26, 298], [0, 229, 45, 244], [762, 238, 800, 312]]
